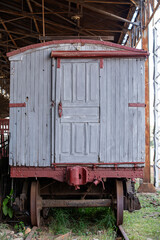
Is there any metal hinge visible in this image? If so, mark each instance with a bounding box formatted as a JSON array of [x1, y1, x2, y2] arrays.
[[51, 101, 54, 107]]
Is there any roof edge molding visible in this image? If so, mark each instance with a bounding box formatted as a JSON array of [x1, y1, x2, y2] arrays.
[[7, 39, 148, 57]]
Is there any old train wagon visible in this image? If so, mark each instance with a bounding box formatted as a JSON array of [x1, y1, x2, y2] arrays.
[[7, 40, 148, 226]]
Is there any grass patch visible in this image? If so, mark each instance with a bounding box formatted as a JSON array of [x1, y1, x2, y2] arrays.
[[123, 193, 160, 240], [49, 207, 116, 238]]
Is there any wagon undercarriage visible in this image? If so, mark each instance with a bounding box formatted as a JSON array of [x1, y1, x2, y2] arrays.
[[14, 171, 141, 227]]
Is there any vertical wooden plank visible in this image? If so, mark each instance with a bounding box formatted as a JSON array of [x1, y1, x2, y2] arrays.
[[34, 50, 40, 167], [61, 123, 71, 153], [16, 60, 22, 166], [85, 123, 89, 155], [132, 59, 138, 163], [51, 57, 56, 164], [115, 59, 120, 163], [75, 123, 84, 153], [25, 53, 31, 166], [128, 59, 133, 162], [12, 61, 18, 166], [137, 59, 145, 162], [119, 59, 124, 163], [111, 59, 116, 163], [21, 55, 26, 166], [99, 59, 106, 162], [62, 63, 72, 102], [71, 123, 75, 156], [47, 49, 52, 166], [42, 49, 47, 166], [123, 59, 129, 162], [30, 52, 36, 166], [38, 50, 44, 166], [90, 124, 99, 154], [9, 61, 15, 166], [55, 61, 61, 163], [141, 61, 145, 162], [106, 59, 111, 163]]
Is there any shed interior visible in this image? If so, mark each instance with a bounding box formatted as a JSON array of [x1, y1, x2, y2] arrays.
[[0, 0, 156, 117]]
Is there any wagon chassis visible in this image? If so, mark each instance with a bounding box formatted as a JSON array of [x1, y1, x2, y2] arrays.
[[10, 162, 144, 181], [11, 162, 143, 227]]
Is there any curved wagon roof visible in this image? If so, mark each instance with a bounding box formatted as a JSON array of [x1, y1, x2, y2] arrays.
[[7, 39, 149, 58]]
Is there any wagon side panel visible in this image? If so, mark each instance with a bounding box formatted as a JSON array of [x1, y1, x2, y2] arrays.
[[9, 49, 52, 167], [104, 58, 145, 166]]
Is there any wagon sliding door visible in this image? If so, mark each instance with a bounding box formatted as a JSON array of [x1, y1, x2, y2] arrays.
[[54, 59, 101, 163]]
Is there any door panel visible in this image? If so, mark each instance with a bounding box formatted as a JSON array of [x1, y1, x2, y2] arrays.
[[55, 59, 100, 163]]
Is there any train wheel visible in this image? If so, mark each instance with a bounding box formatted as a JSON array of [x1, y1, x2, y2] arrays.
[[116, 180, 124, 226], [30, 181, 42, 227]]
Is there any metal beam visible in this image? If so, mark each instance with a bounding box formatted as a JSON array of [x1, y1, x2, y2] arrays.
[[118, 5, 135, 44], [42, 0, 45, 43], [130, 0, 138, 6], [82, 29, 122, 32], [30, 0, 95, 36], [66, 0, 139, 26], [0, 9, 68, 15], [39, 35, 114, 41], [0, 18, 17, 48], [26, 0, 41, 42], [2, 16, 27, 24], [83, 1, 132, 4], [0, 28, 39, 39], [136, 1, 160, 47], [30, 0, 77, 27]]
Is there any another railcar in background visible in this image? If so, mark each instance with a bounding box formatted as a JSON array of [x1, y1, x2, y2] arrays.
[[7, 40, 148, 226]]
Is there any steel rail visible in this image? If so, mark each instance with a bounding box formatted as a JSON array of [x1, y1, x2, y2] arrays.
[[118, 225, 129, 240]]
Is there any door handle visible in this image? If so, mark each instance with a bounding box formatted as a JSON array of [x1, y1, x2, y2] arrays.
[[58, 102, 62, 118]]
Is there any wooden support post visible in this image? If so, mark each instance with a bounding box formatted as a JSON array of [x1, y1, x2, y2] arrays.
[[137, 22, 156, 193]]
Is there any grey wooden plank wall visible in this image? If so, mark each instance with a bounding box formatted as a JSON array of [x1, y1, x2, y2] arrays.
[[9, 45, 145, 167], [9, 49, 52, 166], [103, 58, 145, 164]]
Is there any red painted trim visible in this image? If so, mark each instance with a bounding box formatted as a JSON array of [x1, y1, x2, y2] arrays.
[[10, 166, 144, 180], [51, 162, 145, 166], [9, 103, 26, 108], [57, 58, 61, 68], [51, 51, 148, 58], [128, 103, 146, 107], [7, 39, 149, 57], [100, 59, 104, 68]]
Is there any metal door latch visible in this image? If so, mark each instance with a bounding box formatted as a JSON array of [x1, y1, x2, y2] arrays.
[[58, 102, 62, 118]]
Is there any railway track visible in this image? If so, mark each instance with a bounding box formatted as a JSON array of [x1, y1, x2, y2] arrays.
[[117, 225, 129, 240]]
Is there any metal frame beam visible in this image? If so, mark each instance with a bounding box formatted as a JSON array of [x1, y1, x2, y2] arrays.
[[66, 0, 139, 26], [26, 0, 41, 42], [0, 18, 17, 48]]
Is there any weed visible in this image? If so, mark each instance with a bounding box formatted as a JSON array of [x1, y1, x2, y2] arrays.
[[14, 221, 25, 234], [2, 189, 14, 218], [49, 207, 116, 236]]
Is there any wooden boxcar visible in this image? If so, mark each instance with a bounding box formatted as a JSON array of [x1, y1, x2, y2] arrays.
[[7, 40, 148, 226]]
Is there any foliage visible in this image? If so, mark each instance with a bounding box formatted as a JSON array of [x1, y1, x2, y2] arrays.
[[14, 221, 25, 234], [49, 207, 116, 237], [2, 189, 14, 218]]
